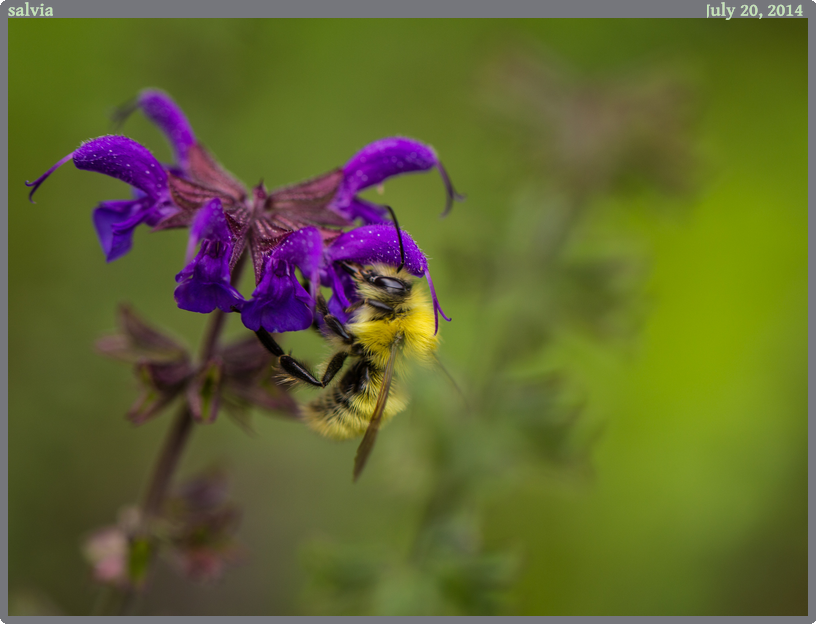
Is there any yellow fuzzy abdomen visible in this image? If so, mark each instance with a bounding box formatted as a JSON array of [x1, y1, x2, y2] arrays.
[[300, 373, 407, 440], [299, 285, 438, 440]]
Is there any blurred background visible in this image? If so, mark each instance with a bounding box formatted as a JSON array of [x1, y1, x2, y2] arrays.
[[9, 19, 806, 615]]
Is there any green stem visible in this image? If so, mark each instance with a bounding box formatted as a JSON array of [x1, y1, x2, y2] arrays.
[[143, 250, 247, 520], [141, 400, 197, 518], [108, 252, 248, 615]]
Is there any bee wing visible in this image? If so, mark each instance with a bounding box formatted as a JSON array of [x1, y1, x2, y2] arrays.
[[353, 339, 400, 482], [432, 354, 469, 410]]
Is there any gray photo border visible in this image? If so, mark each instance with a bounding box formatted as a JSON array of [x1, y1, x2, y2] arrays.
[[0, 0, 816, 621]]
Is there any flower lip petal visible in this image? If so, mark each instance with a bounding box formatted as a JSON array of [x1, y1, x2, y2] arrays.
[[240, 264, 315, 333], [92, 198, 151, 262], [175, 278, 245, 314], [240, 227, 323, 334], [72, 135, 169, 200], [241, 281, 314, 333]]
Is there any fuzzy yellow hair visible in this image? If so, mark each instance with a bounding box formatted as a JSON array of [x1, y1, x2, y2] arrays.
[[300, 267, 438, 440]]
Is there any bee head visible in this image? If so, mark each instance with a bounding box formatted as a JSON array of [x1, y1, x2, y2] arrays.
[[370, 273, 411, 295], [340, 261, 413, 297]]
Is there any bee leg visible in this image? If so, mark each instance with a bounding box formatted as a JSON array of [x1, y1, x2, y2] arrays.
[[279, 351, 348, 387], [324, 315, 353, 344], [366, 300, 394, 314], [344, 300, 365, 315], [279, 355, 322, 386], [343, 299, 393, 316], [314, 292, 355, 345], [321, 351, 349, 385], [315, 291, 330, 316], [339, 261, 363, 278], [254, 328, 284, 357]]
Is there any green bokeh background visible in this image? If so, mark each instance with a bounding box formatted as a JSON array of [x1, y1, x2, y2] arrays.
[[9, 19, 806, 615]]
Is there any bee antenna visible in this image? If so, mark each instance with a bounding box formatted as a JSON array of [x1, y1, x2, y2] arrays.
[[384, 205, 405, 273]]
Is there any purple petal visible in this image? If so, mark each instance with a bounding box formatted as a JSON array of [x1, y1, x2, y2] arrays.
[[325, 269, 356, 325], [186, 196, 233, 263], [73, 135, 168, 200], [341, 137, 438, 196], [327, 224, 427, 276], [175, 199, 244, 314], [175, 277, 244, 314], [333, 197, 390, 225], [137, 90, 196, 168], [268, 227, 324, 286], [240, 228, 324, 333], [334, 137, 465, 218], [92, 198, 152, 262], [241, 266, 314, 333]]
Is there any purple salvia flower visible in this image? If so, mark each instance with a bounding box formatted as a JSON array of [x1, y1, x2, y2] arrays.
[[27, 93, 463, 332], [26, 135, 177, 261], [241, 227, 323, 333], [175, 198, 245, 314]]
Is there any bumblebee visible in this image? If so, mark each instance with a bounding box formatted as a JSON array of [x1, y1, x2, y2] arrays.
[[255, 213, 440, 480]]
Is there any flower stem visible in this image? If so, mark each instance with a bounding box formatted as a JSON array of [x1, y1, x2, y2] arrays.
[[141, 300, 232, 518], [142, 250, 247, 519], [141, 400, 197, 518], [141, 300, 227, 517], [110, 253, 249, 615]]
